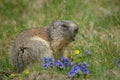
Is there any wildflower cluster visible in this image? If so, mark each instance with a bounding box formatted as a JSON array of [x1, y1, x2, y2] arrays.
[[56, 56, 71, 69], [68, 62, 89, 77], [42, 57, 54, 69], [42, 57, 71, 70], [62, 56, 71, 67], [56, 60, 64, 70], [42, 56, 89, 78]]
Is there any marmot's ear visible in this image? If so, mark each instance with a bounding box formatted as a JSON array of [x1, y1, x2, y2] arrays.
[[51, 21, 63, 29]]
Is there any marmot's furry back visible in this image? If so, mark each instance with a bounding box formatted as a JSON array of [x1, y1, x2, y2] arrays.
[[11, 20, 78, 73]]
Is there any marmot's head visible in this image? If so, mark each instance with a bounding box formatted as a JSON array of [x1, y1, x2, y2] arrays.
[[48, 20, 78, 42]]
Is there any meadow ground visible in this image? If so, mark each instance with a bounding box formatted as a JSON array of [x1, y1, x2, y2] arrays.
[[0, 0, 120, 80]]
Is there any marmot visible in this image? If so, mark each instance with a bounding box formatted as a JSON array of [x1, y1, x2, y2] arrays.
[[11, 20, 78, 73]]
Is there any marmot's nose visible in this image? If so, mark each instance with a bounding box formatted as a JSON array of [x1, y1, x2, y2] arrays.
[[74, 27, 78, 34]]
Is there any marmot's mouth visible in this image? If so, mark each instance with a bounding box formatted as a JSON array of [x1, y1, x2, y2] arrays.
[[71, 28, 78, 41], [71, 38, 75, 41], [71, 34, 76, 41]]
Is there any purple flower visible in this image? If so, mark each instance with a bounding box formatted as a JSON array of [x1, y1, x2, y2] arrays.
[[62, 56, 71, 67], [85, 50, 91, 55], [48, 57, 54, 62], [78, 65, 84, 70], [78, 63, 89, 75], [71, 65, 81, 73], [116, 59, 120, 67], [82, 69, 89, 75], [42, 64, 49, 69], [48, 61, 55, 67], [43, 57, 49, 63], [43, 57, 54, 63], [81, 62, 89, 68], [42, 57, 54, 68], [56, 60, 64, 69], [68, 71, 75, 77]]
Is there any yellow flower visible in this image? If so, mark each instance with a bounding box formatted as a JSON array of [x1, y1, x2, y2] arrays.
[[23, 69, 29, 75], [74, 49, 80, 55], [9, 73, 15, 78]]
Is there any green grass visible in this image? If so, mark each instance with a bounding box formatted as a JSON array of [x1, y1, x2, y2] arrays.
[[0, 0, 120, 80]]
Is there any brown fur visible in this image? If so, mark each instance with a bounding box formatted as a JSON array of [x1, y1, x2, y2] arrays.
[[11, 20, 78, 73]]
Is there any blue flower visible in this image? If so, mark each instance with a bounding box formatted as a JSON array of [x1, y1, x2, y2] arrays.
[[71, 65, 81, 73], [48, 61, 55, 67], [42, 57, 54, 68], [62, 56, 71, 67], [116, 59, 120, 67], [85, 50, 91, 55], [56, 60, 64, 69], [78, 64, 84, 70], [78, 64, 89, 75], [42, 63, 49, 69], [48, 57, 54, 62], [43, 57, 54, 63], [81, 62, 89, 68], [82, 68, 89, 75], [43, 57, 49, 63], [68, 71, 75, 77]]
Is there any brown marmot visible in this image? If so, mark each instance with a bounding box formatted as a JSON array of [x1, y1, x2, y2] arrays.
[[11, 20, 78, 73]]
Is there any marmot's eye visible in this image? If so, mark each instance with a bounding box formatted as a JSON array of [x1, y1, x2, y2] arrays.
[[61, 24, 68, 30]]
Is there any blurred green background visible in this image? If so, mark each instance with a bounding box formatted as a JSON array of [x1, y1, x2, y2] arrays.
[[0, 0, 120, 79]]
